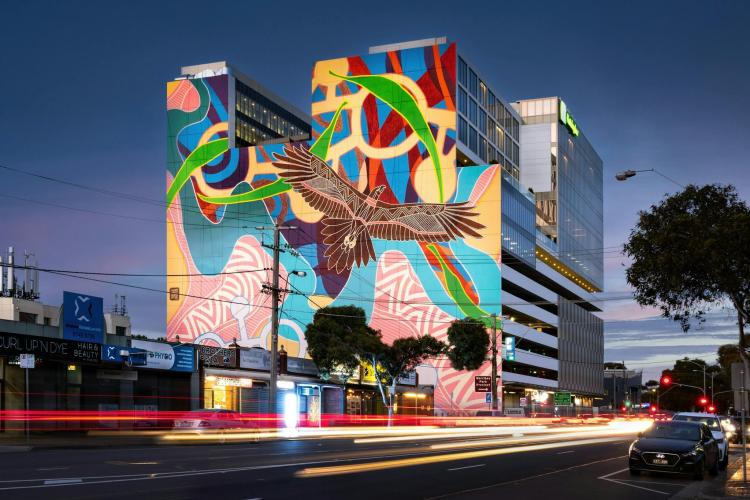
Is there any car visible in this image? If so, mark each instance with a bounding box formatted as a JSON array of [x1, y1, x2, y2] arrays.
[[672, 412, 729, 470], [173, 409, 245, 431], [629, 420, 720, 480]]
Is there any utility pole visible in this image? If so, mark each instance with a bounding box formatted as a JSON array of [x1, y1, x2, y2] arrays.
[[257, 224, 296, 418], [742, 366, 747, 482], [490, 314, 498, 413]]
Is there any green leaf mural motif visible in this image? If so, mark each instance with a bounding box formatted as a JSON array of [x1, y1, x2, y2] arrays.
[[197, 101, 348, 206], [426, 244, 490, 321], [166, 138, 229, 205], [329, 71, 445, 203]]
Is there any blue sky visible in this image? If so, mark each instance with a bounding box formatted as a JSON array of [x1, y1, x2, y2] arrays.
[[1, 0, 748, 379]]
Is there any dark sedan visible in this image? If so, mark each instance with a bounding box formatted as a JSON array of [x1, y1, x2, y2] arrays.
[[629, 421, 719, 480]]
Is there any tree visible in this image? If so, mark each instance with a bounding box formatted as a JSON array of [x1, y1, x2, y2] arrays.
[[445, 318, 490, 371], [370, 335, 446, 419], [304, 305, 381, 381], [624, 184, 750, 369]]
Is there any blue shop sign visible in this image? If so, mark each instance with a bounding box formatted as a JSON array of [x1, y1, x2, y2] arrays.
[[63, 291, 104, 344]]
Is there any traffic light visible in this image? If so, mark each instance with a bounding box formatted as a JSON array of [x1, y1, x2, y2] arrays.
[[699, 397, 708, 406], [708, 405, 716, 413], [649, 406, 657, 413], [621, 406, 627, 412], [661, 376, 671, 385]]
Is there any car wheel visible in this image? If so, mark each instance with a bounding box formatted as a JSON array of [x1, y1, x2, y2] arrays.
[[709, 456, 719, 476], [629, 468, 641, 476], [693, 460, 705, 481]]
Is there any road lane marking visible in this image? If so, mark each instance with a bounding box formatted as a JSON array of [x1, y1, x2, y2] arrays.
[[598, 468, 671, 495], [43, 479, 82, 485], [556, 450, 575, 455], [36, 467, 69, 471], [447, 464, 485, 471], [426, 454, 627, 500]]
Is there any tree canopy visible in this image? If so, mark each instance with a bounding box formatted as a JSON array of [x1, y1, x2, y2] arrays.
[[445, 318, 490, 371], [624, 184, 750, 364], [304, 305, 382, 380]]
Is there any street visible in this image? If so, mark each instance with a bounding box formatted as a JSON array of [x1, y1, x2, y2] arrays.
[[0, 427, 725, 499]]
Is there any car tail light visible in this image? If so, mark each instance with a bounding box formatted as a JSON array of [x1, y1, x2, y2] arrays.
[[198, 420, 211, 427]]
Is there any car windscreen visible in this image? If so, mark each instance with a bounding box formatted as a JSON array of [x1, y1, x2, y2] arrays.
[[643, 423, 701, 441], [673, 415, 720, 429]]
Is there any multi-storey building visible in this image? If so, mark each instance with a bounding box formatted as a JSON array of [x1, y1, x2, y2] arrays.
[[166, 38, 604, 413], [509, 97, 605, 404]]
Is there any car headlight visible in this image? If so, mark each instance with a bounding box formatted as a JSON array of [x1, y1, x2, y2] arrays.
[[682, 446, 701, 457], [629, 444, 641, 455]]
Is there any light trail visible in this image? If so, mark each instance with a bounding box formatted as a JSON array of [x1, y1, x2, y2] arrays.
[[295, 437, 625, 478]]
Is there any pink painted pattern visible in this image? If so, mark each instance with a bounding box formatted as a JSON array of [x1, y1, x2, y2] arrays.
[[166, 184, 284, 347], [167, 79, 201, 113], [369, 251, 494, 412]]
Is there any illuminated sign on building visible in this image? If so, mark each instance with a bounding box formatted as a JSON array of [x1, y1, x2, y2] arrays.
[[559, 99, 580, 137]]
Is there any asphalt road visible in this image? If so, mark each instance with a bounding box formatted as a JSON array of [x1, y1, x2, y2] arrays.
[[0, 430, 726, 499]]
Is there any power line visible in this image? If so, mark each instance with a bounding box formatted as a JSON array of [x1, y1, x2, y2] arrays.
[[0, 262, 270, 278]]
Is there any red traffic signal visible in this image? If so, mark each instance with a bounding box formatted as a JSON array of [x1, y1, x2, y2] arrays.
[[621, 406, 627, 412], [649, 406, 657, 413], [699, 397, 708, 405], [708, 405, 716, 412], [661, 376, 671, 385]]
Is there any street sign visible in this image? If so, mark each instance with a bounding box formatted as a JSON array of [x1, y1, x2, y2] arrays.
[[19, 353, 35, 369], [485, 392, 492, 404], [520, 397, 528, 407], [553, 391, 572, 406], [474, 376, 492, 392]]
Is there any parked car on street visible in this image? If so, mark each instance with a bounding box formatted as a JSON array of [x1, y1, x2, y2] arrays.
[[629, 421, 720, 480], [672, 412, 729, 470]]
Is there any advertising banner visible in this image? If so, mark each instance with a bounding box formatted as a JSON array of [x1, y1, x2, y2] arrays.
[[130, 340, 195, 372], [63, 291, 104, 343], [101, 344, 147, 365], [196, 344, 237, 368]]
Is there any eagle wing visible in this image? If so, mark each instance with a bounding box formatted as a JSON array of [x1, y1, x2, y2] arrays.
[[366, 201, 485, 242], [271, 144, 366, 219]]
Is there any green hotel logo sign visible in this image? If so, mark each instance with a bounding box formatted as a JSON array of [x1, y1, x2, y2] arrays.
[[559, 99, 580, 137]]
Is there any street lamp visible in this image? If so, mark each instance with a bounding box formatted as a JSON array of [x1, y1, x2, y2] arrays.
[[614, 168, 684, 188]]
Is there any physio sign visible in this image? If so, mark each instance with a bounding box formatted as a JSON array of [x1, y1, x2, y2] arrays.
[[130, 340, 195, 372], [63, 291, 104, 343]]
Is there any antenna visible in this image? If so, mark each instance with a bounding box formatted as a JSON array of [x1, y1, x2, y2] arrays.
[[7, 247, 14, 297], [120, 295, 127, 316], [0, 255, 4, 296]]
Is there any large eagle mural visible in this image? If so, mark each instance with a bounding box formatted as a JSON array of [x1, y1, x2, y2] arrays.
[[272, 144, 485, 273]]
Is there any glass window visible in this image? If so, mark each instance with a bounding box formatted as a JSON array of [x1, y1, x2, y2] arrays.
[[488, 92, 496, 117], [478, 109, 486, 135], [469, 98, 477, 125], [479, 81, 487, 108], [458, 88, 467, 116], [479, 136, 487, 162], [458, 116, 468, 144], [469, 69, 477, 98], [469, 126, 477, 153], [458, 57, 467, 87]]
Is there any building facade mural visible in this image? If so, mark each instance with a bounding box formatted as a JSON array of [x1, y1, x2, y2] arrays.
[[165, 43, 503, 410]]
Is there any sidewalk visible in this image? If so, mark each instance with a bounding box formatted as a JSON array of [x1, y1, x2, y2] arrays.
[[676, 446, 750, 499]]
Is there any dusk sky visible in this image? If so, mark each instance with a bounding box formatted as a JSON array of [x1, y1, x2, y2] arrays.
[[1, 0, 748, 381]]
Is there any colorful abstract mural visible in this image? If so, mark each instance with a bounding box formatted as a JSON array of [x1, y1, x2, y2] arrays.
[[165, 43, 503, 410]]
